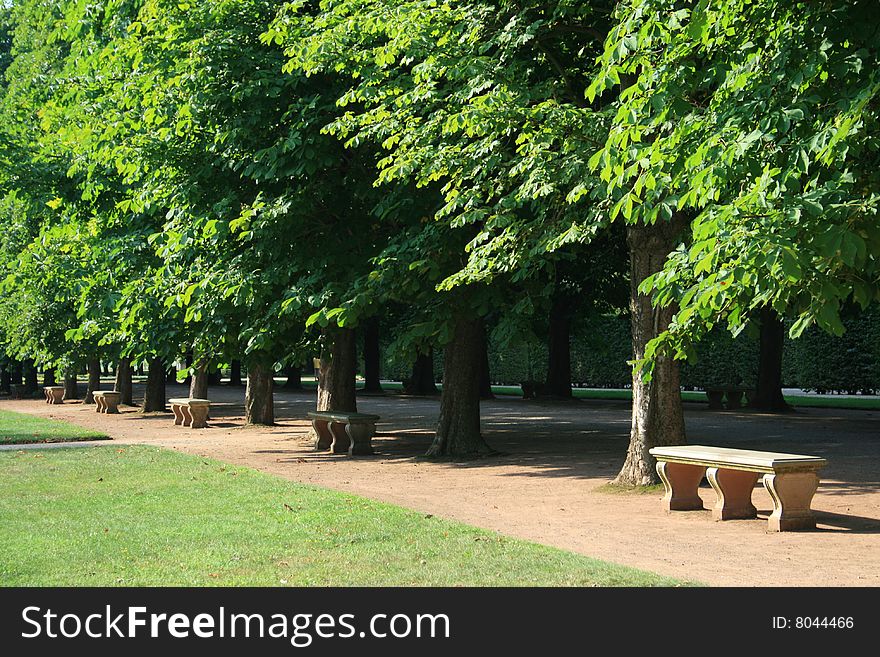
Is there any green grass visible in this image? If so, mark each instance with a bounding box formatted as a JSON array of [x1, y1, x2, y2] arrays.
[[0, 408, 109, 444], [0, 445, 689, 587], [594, 482, 666, 496]]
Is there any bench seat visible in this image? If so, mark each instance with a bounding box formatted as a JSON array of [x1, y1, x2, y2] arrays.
[[169, 398, 211, 428], [308, 411, 380, 456], [650, 445, 826, 532]]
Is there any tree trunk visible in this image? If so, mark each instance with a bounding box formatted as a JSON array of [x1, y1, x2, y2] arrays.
[[114, 358, 133, 406], [228, 359, 243, 386], [102, 362, 110, 376], [478, 322, 494, 399], [63, 370, 79, 400], [165, 364, 177, 384], [362, 317, 383, 393], [182, 352, 193, 386], [245, 357, 274, 425], [189, 357, 209, 399], [317, 327, 358, 412], [427, 316, 493, 457], [207, 370, 222, 386], [404, 350, 438, 395], [142, 357, 167, 412], [751, 307, 791, 412], [615, 219, 688, 486], [11, 361, 22, 386], [545, 295, 573, 398], [283, 365, 303, 389], [23, 359, 38, 395], [0, 365, 10, 393], [43, 367, 57, 387], [84, 358, 102, 404]]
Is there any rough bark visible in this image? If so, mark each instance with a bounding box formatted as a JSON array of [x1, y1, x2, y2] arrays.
[[403, 350, 438, 395], [84, 358, 102, 405], [228, 359, 243, 386], [114, 358, 133, 406], [43, 367, 57, 387], [545, 295, 573, 398], [63, 370, 79, 400], [362, 317, 383, 393], [478, 322, 494, 399], [615, 219, 689, 486], [245, 358, 275, 425], [426, 316, 493, 457], [751, 307, 792, 412], [283, 365, 303, 389], [142, 357, 167, 412], [189, 357, 209, 399], [23, 360, 38, 395], [316, 328, 357, 412]]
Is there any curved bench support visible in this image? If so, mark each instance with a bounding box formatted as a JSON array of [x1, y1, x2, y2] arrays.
[[763, 472, 820, 532], [707, 467, 758, 520]]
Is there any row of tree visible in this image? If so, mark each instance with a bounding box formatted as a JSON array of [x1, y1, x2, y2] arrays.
[[0, 0, 876, 484]]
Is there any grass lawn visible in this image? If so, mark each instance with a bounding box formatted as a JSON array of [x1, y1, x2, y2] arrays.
[[0, 408, 109, 444], [0, 445, 688, 587]]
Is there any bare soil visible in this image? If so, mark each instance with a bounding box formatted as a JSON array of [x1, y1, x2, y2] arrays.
[[3, 383, 879, 587]]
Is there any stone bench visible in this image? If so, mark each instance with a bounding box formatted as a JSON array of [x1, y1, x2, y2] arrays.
[[169, 398, 211, 428], [649, 445, 827, 532], [93, 391, 121, 414], [308, 411, 380, 456], [44, 386, 65, 405]]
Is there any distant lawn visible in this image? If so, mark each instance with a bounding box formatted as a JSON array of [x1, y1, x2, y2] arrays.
[[0, 446, 688, 587], [0, 408, 109, 445]]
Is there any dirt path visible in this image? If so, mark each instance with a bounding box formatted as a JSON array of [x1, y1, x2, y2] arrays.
[[4, 384, 879, 586]]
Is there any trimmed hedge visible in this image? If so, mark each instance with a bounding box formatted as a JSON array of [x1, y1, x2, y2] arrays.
[[376, 308, 879, 394]]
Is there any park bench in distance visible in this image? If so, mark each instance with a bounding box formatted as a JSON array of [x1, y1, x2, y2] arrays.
[[92, 391, 121, 414], [44, 386, 65, 405], [168, 397, 211, 429], [649, 445, 827, 532], [308, 411, 380, 456]]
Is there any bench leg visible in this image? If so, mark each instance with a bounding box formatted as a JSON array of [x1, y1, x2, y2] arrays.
[[95, 397, 104, 413], [189, 405, 208, 429], [346, 422, 375, 456], [706, 467, 758, 520], [312, 419, 333, 451], [50, 389, 64, 404], [172, 404, 185, 426], [329, 421, 350, 454], [657, 462, 705, 511], [763, 472, 819, 531], [105, 399, 119, 414], [181, 405, 194, 428]]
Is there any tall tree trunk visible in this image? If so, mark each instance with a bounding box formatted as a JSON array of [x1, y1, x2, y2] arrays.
[[0, 364, 10, 393], [43, 367, 57, 387], [545, 295, 573, 398], [182, 352, 193, 386], [615, 219, 688, 486], [245, 357, 274, 425], [404, 350, 438, 395], [84, 358, 102, 404], [23, 359, 38, 395], [427, 316, 492, 456], [189, 357, 209, 399], [102, 362, 110, 376], [317, 327, 357, 412], [207, 370, 222, 386], [751, 307, 791, 412], [283, 365, 303, 389], [114, 358, 133, 406], [362, 317, 383, 393], [142, 357, 167, 412], [165, 364, 177, 384], [11, 361, 23, 386], [63, 370, 79, 400], [228, 359, 243, 386], [478, 322, 494, 399]]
